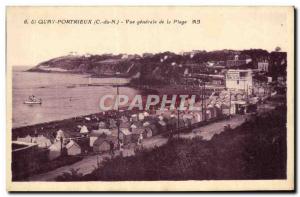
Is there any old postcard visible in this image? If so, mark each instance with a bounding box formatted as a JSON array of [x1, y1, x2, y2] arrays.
[[6, 6, 294, 191]]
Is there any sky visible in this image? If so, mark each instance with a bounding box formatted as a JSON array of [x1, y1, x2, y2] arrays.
[[7, 6, 293, 66]]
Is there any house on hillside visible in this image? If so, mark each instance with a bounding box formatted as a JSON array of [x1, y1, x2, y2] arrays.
[[257, 62, 268, 73], [226, 54, 251, 68], [225, 69, 253, 95]]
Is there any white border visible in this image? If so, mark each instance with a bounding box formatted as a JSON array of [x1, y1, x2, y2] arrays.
[[1, 0, 299, 196]]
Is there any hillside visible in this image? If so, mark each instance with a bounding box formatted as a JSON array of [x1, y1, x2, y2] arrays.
[[28, 54, 139, 77], [28, 49, 275, 84]]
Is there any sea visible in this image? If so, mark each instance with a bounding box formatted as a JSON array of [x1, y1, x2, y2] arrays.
[[12, 67, 139, 128]]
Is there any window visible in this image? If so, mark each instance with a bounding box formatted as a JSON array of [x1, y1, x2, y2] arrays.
[[240, 72, 246, 77], [237, 80, 239, 85]]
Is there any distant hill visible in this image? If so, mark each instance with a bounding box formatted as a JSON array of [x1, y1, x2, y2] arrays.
[[28, 49, 276, 85], [28, 54, 139, 77]]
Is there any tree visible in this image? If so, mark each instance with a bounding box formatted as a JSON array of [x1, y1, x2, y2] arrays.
[[275, 46, 281, 52]]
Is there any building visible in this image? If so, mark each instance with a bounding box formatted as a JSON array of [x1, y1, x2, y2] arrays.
[[225, 69, 253, 94], [257, 61, 269, 72], [226, 55, 249, 68]]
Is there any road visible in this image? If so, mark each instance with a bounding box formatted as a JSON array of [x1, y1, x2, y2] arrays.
[[28, 154, 108, 181]]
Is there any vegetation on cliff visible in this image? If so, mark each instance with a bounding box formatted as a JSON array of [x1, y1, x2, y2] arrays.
[[28, 49, 274, 84]]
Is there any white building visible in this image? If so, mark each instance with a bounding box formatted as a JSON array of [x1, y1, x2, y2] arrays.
[[225, 69, 253, 94]]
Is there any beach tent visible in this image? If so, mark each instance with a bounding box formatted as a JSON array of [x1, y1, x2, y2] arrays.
[[131, 128, 146, 141], [34, 135, 52, 148], [131, 114, 138, 122], [143, 122, 159, 138], [109, 118, 117, 129], [55, 129, 65, 141], [89, 130, 107, 147], [120, 115, 129, 123], [48, 141, 63, 160], [17, 135, 33, 143], [183, 113, 193, 127], [130, 124, 137, 129], [143, 121, 150, 127], [93, 136, 117, 153], [158, 120, 167, 132], [66, 140, 81, 156], [158, 120, 167, 127], [143, 111, 149, 117], [110, 128, 118, 137], [192, 112, 202, 124], [138, 113, 145, 120], [98, 121, 107, 129], [144, 127, 157, 138], [144, 127, 153, 138], [80, 125, 89, 134], [131, 121, 143, 128], [158, 115, 164, 121], [119, 128, 132, 144], [93, 139, 110, 153], [91, 128, 111, 136], [17, 134, 52, 148], [206, 108, 216, 119], [122, 149, 135, 158], [89, 136, 98, 147]]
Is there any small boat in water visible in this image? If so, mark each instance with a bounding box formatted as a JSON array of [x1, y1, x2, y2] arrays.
[[24, 95, 42, 105], [24, 100, 42, 104]]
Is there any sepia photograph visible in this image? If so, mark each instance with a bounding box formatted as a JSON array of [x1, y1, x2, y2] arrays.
[[6, 6, 294, 191]]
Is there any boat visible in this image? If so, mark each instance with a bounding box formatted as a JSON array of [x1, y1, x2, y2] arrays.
[[24, 96, 42, 105], [24, 100, 42, 104]]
